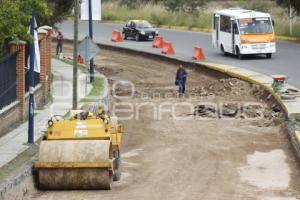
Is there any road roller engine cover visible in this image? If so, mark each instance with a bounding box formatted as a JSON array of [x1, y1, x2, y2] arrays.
[[34, 107, 123, 190]]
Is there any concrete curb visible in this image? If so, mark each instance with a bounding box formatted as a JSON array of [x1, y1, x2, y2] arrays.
[[200, 62, 295, 116], [276, 35, 300, 43], [0, 158, 36, 200]]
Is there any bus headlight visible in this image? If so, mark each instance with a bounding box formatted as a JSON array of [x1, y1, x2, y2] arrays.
[[241, 39, 249, 44], [269, 37, 276, 43]]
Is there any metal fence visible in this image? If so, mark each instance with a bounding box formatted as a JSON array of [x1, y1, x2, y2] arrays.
[[0, 53, 17, 109]]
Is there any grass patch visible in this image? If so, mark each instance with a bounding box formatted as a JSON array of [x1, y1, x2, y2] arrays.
[[52, 56, 105, 104], [52, 55, 86, 72], [102, 2, 212, 30], [64, 110, 71, 118], [102, 1, 300, 38], [80, 76, 104, 103], [46, 93, 53, 104]]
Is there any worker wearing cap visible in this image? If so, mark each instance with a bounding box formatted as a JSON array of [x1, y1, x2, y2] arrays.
[[175, 65, 188, 96], [56, 31, 64, 55]]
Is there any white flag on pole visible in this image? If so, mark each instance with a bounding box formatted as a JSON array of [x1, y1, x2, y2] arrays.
[[33, 17, 40, 73], [80, 0, 102, 21], [27, 16, 40, 73]]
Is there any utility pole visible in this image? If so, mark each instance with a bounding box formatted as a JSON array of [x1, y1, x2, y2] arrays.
[[289, 0, 293, 36], [88, 0, 94, 82], [73, 0, 79, 109], [28, 9, 35, 144]]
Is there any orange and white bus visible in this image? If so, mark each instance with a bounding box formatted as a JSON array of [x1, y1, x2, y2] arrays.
[[212, 8, 276, 59]]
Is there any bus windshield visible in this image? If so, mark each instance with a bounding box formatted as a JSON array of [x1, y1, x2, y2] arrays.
[[238, 18, 273, 34]]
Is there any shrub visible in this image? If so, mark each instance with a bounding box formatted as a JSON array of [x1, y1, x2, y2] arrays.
[[241, 0, 274, 13]]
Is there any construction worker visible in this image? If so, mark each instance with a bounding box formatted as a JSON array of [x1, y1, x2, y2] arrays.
[[175, 65, 188, 96], [56, 31, 64, 56]]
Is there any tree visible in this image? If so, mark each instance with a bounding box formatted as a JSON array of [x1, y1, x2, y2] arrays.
[[163, 0, 207, 13], [241, 0, 273, 13], [0, 0, 40, 56], [276, 0, 300, 14], [0, 0, 73, 56], [276, 0, 299, 35], [39, 0, 74, 26]]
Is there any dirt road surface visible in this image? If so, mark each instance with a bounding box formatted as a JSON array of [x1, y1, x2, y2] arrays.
[[28, 45, 300, 200]]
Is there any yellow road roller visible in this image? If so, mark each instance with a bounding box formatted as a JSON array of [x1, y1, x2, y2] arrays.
[[34, 107, 123, 190]]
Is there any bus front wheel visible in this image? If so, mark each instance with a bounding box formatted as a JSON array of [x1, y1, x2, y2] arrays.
[[236, 47, 244, 60], [220, 45, 228, 56], [266, 53, 272, 59]]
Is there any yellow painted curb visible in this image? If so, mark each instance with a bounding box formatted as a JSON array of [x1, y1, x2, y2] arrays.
[[101, 20, 125, 24], [159, 25, 211, 33], [295, 131, 300, 145], [276, 35, 300, 42]]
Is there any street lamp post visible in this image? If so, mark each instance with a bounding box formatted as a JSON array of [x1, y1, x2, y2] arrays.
[[88, 0, 94, 83], [289, 0, 293, 36], [28, 9, 35, 144], [73, 0, 79, 109]]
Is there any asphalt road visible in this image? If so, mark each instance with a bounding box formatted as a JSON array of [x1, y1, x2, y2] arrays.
[[58, 20, 300, 87]]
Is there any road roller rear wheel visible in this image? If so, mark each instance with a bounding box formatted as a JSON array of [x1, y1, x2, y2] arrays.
[[38, 168, 113, 190], [36, 140, 113, 190]]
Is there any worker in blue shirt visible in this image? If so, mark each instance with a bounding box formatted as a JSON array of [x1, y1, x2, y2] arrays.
[[175, 65, 188, 96]]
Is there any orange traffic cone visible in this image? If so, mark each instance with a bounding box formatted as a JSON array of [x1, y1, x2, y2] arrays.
[[152, 36, 164, 48], [161, 42, 175, 55], [192, 47, 205, 61], [77, 55, 84, 64], [111, 31, 123, 42]]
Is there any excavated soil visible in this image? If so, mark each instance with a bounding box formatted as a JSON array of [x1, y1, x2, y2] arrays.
[[25, 43, 300, 200]]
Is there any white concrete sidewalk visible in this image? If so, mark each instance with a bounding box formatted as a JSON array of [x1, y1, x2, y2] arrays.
[[0, 59, 92, 168]]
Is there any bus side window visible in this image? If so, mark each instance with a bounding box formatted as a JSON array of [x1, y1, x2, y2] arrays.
[[213, 14, 218, 30], [233, 23, 239, 34], [220, 15, 231, 33], [213, 15, 215, 30]]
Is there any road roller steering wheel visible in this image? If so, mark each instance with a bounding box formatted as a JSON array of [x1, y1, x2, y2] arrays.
[[48, 115, 65, 127]]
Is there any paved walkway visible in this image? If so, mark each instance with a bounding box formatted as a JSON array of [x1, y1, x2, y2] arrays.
[[0, 59, 92, 168]]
